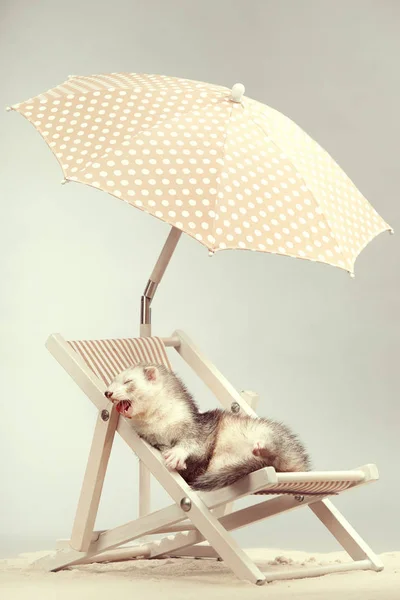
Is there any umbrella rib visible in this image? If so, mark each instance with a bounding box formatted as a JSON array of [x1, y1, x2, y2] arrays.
[[209, 102, 235, 250], [248, 114, 349, 269]]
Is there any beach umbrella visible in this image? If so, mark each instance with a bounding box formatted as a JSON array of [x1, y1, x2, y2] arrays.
[[8, 72, 392, 279]]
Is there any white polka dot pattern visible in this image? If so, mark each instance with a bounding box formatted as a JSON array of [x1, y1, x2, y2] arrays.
[[12, 72, 391, 273]]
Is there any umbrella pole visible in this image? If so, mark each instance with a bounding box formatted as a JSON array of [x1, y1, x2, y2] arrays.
[[139, 226, 181, 520], [140, 226, 182, 337]]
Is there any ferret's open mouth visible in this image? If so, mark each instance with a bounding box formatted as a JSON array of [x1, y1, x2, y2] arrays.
[[116, 400, 132, 416]]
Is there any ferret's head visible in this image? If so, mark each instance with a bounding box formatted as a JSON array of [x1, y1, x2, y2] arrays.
[[104, 364, 165, 419]]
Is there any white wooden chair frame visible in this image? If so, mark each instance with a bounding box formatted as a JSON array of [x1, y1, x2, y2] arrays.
[[36, 228, 383, 584], [37, 329, 383, 585]]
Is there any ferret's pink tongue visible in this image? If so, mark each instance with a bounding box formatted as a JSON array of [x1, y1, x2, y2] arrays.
[[116, 400, 131, 415]]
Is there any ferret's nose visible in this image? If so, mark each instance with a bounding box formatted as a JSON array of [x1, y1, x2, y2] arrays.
[[104, 390, 113, 399]]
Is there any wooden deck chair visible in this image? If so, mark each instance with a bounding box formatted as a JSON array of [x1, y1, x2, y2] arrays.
[[37, 330, 383, 584]]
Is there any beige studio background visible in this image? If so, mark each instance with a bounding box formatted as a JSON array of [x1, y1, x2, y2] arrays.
[[0, 0, 399, 557]]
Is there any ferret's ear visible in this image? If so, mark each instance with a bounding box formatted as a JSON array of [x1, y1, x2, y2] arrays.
[[143, 366, 158, 382]]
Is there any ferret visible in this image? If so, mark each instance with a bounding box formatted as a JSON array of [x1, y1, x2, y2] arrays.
[[104, 364, 310, 490]]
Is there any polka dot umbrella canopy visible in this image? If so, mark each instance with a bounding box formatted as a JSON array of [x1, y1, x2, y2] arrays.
[[8, 72, 392, 274]]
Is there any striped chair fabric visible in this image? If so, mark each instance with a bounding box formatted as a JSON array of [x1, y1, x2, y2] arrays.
[[67, 336, 171, 385], [256, 479, 354, 496]]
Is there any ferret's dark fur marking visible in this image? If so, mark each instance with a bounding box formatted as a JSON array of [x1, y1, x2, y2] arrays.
[[105, 364, 311, 491]]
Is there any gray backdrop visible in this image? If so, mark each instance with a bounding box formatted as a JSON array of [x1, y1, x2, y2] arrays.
[[1, 0, 399, 558]]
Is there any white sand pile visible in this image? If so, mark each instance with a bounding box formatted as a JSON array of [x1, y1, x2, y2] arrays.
[[1, 548, 399, 599]]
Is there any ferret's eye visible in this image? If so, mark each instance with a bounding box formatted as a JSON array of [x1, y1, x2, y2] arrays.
[[124, 379, 133, 385]]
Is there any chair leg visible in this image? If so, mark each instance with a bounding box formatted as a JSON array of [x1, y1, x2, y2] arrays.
[[139, 462, 151, 517], [180, 507, 266, 584], [137, 461, 151, 544], [70, 407, 119, 552], [309, 498, 384, 571]]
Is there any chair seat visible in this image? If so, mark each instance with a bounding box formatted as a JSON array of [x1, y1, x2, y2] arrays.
[[255, 479, 353, 496]]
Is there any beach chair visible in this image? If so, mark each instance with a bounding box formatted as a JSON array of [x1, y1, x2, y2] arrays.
[[37, 330, 383, 584]]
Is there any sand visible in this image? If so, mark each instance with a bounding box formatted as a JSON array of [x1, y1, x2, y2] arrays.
[[0, 548, 399, 599]]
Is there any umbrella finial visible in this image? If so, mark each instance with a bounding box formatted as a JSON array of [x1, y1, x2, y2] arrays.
[[230, 83, 245, 103], [5, 106, 13, 112]]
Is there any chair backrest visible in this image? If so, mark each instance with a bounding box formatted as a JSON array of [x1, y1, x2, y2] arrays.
[[67, 337, 171, 385]]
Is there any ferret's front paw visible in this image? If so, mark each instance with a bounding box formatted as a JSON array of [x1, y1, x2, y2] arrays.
[[163, 448, 187, 471]]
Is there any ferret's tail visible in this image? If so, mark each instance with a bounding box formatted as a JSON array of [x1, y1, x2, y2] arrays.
[[191, 458, 261, 491]]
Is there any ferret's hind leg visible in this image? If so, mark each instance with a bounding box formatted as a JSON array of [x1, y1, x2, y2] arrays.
[[252, 441, 277, 464]]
